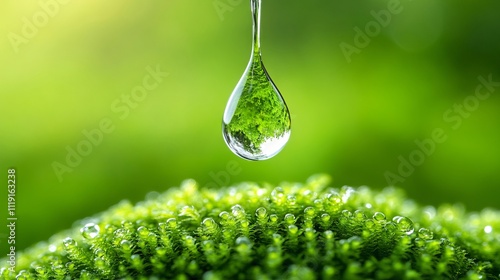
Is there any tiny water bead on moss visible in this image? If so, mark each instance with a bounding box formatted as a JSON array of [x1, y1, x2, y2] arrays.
[[222, 0, 291, 161], [1, 175, 500, 279], [393, 216, 415, 235], [80, 223, 100, 239], [373, 211, 386, 222]]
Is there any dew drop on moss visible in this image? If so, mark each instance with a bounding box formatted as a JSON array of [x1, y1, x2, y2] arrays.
[[80, 223, 100, 240], [354, 210, 366, 220], [120, 240, 132, 252], [137, 226, 149, 238], [326, 193, 342, 205], [269, 214, 279, 223], [202, 217, 217, 228], [304, 207, 316, 218], [218, 211, 230, 221], [255, 207, 267, 218], [231, 204, 246, 218], [341, 210, 352, 218], [288, 225, 299, 235], [166, 218, 177, 229], [418, 228, 433, 240], [321, 213, 331, 223], [16, 270, 29, 280], [62, 237, 77, 248], [235, 236, 252, 247], [284, 213, 295, 225], [394, 216, 414, 235], [372, 212, 386, 222], [271, 187, 285, 202]]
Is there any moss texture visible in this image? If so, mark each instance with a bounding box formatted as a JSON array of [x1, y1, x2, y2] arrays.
[[1, 175, 499, 279]]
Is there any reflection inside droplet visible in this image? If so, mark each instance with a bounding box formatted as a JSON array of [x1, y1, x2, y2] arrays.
[[222, 0, 291, 161]]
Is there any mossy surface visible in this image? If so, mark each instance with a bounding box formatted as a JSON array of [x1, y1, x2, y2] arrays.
[[2, 175, 499, 279]]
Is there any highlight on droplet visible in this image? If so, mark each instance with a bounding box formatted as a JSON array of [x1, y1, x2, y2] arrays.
[[221, 0, 291, 161]]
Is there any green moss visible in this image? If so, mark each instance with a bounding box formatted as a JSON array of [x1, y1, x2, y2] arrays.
[[223, 56, 291, 155], [2, 175, 499, 279]]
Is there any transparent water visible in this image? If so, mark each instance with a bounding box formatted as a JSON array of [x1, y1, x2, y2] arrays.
[[222, 0, 291, 160]]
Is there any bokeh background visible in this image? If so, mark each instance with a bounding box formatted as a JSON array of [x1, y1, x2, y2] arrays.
[[1, 0, 499, 253]]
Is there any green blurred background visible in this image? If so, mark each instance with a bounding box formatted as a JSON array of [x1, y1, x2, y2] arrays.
[[1, 0, 499, 253]]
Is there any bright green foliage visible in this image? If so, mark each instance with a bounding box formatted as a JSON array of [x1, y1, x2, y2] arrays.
[[2, 175, 499, 279]]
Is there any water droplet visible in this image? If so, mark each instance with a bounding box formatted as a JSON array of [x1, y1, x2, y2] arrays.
[[269, 214, 279, 223], [80, 223, 100, 240], [341, 210, 352, 218], [418, 228, 433, 240], [202, 218, 217, 231], [184, 235, 196, 247], [63, 237, 77, 248], [321, 213, 331, 223], [137, 226, 149, 238], [16, 270, 29, 280], [231, 204, 246, 218], [392, 216, 402, 222], [326, 192, 341, 204], [222, 0, 291, 160], [218, 211, 230, 220], [202, 240, 215, 251], [304, 207, 316, 218], [365, 219, 376, 229], [304, 228, 316, 240], [166, 218, 177, 229], [385, 221, 398, 232], [271, 187, 285, 201], [34, 266, 47, 275], [284, 213, 295, 225], [255, 207, 267, 218], [235, 236, 252, 247], [394, 216, 414, 235], [414, 237, 425, 247], [94, 248, 105, 258], [179, 206, 199, 220], [372, 212, 386, 222], [120, 240, 132, 252], [288, 225, 299, 235], [353, 210, 366, 220]]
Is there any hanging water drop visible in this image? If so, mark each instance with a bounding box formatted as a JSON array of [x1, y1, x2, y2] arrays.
[[222, 0, 291, 160]]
